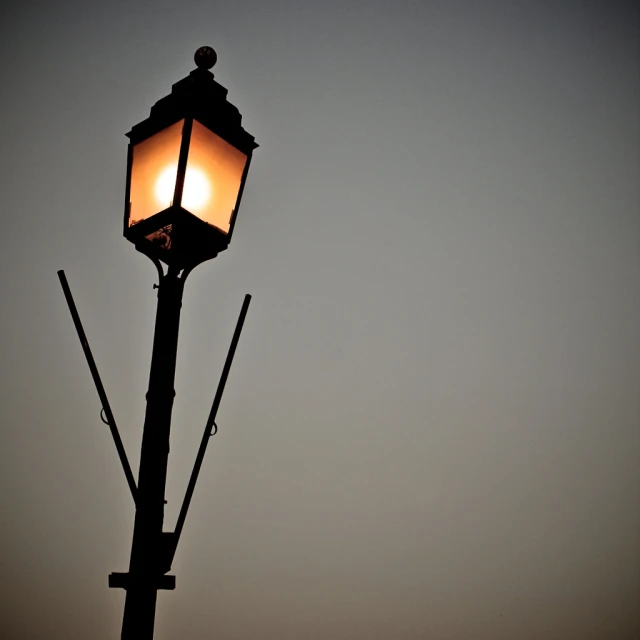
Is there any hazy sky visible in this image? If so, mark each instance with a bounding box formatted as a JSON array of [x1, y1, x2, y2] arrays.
[[1, 1, 638, 638]]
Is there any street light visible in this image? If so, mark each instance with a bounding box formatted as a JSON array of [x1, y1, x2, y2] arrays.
[[124, 45, 257, 268], [58, 46, 257, 640]]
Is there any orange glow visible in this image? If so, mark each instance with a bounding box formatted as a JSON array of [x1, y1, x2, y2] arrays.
[[129, 120, 184, 226], [128, 119, 248, 234], [155, 165, 212, 211], [184, 121, 248, 233]]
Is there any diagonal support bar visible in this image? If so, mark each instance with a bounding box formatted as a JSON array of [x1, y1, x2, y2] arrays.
[[171, 294, 251, 560], [57, 270, 138, 505]]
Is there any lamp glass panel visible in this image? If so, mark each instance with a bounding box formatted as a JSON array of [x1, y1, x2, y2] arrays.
[[184, 120, 248, 233], [129, 120, 184, 226]]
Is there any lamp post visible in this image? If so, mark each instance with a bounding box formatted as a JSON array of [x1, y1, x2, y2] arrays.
[[117, 46, 257, 639], [59, 46, 257, 639]]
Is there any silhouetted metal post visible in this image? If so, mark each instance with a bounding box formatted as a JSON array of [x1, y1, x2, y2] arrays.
[[120, 267, 185, 639], [60, 46, 258, 639]]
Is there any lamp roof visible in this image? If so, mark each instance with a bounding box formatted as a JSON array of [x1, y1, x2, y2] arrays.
[[127, 47, 258, 155]]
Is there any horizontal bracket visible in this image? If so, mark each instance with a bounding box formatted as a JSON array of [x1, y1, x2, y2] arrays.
[[108, 572, 176, 591]]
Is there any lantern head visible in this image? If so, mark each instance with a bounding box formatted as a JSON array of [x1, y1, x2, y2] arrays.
[[124, 47, 258, 268]]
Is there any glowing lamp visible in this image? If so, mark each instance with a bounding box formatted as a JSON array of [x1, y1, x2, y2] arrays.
[[124, 47, 258, 267]]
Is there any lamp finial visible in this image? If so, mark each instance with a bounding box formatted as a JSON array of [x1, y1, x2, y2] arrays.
[[194, 46, 217, 70]]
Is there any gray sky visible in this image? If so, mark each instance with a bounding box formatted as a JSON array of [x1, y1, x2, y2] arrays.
[[1, 1, 638, 638]]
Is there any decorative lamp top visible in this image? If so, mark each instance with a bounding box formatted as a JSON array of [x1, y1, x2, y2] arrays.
[[194, 46, 217, 70]]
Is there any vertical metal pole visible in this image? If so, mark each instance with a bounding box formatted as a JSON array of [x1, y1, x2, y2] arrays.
[[120, 267, 185, 640]]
